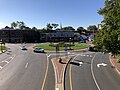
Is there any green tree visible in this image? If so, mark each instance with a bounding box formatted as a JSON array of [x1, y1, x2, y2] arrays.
[[62, 26, 75, 31], [87, 25, 97, 31], [32, 27, 37, 30], [17, 21, 26, 30], [11, 22, 17, 29], [77, 27, 85, 34], [51, 23, 59, 30], [46, 23, 53, 30], [94, 0, 120, 55]]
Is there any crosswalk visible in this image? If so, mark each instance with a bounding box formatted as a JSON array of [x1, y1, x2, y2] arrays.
[[80, 54, 92, 57]]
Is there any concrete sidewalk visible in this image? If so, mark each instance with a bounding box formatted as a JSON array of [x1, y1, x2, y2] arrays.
[[110, 55, 120, 74]]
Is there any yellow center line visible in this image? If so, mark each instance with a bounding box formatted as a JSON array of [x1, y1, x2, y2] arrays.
[[41, 55, 49, 90], [69, 64, 73, 90]]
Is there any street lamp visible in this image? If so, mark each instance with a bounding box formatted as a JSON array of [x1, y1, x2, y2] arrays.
[[69, 38, 71, 50]]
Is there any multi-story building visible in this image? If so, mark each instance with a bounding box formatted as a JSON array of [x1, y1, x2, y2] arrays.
[[47, 30, 75, 42], [0, 27, 81, 43], [0, 27, 38, 43]]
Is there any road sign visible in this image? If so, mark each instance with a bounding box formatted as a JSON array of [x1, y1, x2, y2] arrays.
[[97, 63, 107, 68]]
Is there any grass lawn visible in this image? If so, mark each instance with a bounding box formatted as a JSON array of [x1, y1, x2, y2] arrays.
[[34, 43, 90, 51]]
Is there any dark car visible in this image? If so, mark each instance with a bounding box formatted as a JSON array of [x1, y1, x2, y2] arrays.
[[88, 46, 94, 51]]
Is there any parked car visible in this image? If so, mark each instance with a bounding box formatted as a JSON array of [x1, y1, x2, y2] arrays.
[[33, 47, 44, 53]]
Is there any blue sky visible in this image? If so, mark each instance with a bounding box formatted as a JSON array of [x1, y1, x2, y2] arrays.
[[0, 0, 104, 29]]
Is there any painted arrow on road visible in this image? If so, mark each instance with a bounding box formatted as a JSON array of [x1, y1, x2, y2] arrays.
[[97, 63, 107, 68], [79, 61, 83, 66]]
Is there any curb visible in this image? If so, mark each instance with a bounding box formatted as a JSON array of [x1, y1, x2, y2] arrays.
[[46, 49, 87, 53], [0, 50, 7, 54], [51, 55, 74, 90], [63, 55, 75, 90], [109, 55, 120, 75]]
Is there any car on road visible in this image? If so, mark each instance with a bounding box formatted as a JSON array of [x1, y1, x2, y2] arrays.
[[33, 47, 44, 53], [20, 45, 27, 50]]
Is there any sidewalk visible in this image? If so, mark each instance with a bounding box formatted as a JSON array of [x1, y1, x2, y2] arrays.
[[110, 55, 120, 74]]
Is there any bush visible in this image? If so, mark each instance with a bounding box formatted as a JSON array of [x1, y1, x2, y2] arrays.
[[117, 54, 120, 63]]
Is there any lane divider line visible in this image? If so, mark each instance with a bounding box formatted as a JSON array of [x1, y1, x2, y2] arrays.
[[91, 53, 101, 90], [41, 54, 49, 90], [69, 55, 79, 90], [69, 64, 73, 90], [0, 66, 3, 69], [2, 60, 9, 64], [25, 63, 28, 68]]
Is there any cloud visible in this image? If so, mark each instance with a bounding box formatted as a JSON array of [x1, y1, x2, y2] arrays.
[[0, 22, 6, 29]]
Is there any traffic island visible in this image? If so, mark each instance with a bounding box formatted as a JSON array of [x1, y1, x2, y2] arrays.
[[51, 56, 72, 90]]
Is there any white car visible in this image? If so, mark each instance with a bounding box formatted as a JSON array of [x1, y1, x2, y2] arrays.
[[33, 47, 44, 53], [20, 45, 27, 50]]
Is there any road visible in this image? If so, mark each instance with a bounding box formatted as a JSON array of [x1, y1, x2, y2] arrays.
[[1, 44, 120, 90], [65, 52, 120, 90], [0, 44, 55, 90]]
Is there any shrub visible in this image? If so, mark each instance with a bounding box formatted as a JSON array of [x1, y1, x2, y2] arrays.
[[117, 54, 120, 63]]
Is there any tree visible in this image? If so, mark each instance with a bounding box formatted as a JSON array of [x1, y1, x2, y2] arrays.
[[51, 23, 59, 30], [46, 23, 53, 30], [77, 27, 85, 34], [87, 25, 97, 31], [93, 0, 120, 55], [17, 21, 26, 30], [32, 27, 37, 30], [62, 26, 75, 31], [11, 22, 17, 29]]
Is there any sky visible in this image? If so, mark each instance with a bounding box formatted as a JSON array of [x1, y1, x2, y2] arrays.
[[0, 0, 104, 29]]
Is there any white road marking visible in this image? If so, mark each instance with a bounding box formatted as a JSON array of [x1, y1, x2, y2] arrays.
[[2, 61, 9, 63], [0, 66, 3, 69], [79, 61, 83, 66], [25, 63, 28, 68], [83, 54, 86, 56], [97, 63, 107, 68], [87, 55, 89, 57], [91, 53, 101, 90], [10, 57, 13, 59], [68, 52, 70, 54], [90, 55, 92, 57], [47, 55, 51, 57]]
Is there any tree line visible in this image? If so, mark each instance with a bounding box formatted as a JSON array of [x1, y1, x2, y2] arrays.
[[10, 21, 98, 34]]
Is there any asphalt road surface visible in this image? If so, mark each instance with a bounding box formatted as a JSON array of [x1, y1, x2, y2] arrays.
[[65, 52, 120, 90], [0, 44, 55, 90]]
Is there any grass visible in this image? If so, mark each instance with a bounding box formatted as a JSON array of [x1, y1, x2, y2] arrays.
[[0, 46, 7, 51], [34, 43, 90, 51]]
